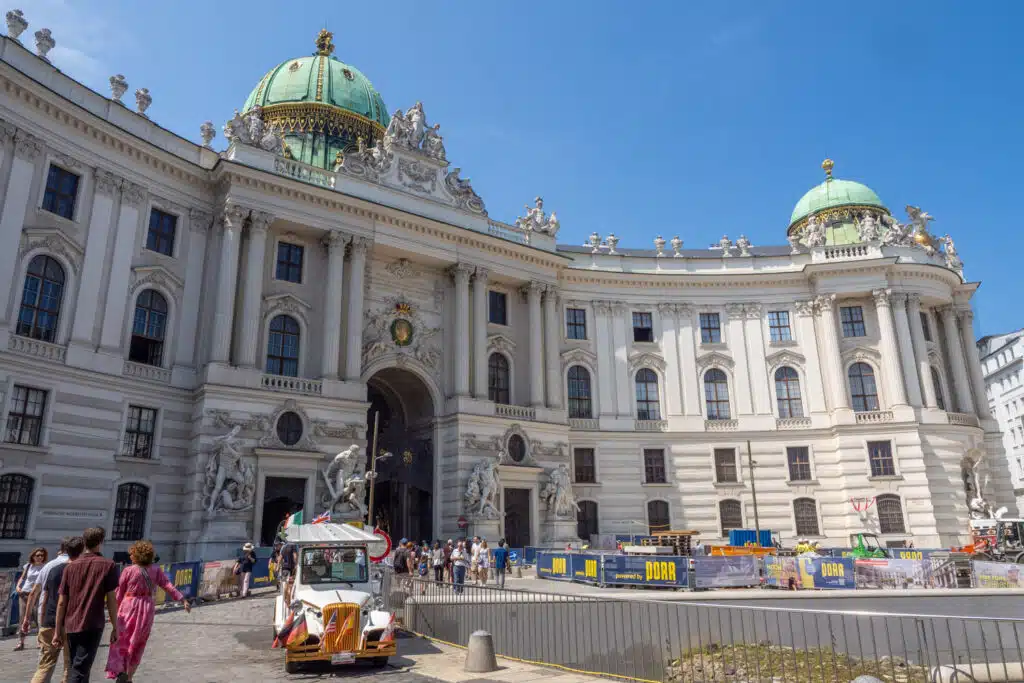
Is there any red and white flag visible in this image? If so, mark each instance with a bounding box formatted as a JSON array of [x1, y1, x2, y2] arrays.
[[312, 511, 332, 524]]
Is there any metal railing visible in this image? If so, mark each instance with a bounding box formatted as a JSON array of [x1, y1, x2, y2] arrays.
[[401, 575, 1024, 682]]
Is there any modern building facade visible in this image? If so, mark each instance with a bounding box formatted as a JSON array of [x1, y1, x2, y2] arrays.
[[977, 329, 1024, 512], [0, 19, 1009, 562]]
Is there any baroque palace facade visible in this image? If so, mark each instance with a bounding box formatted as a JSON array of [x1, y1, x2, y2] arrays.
[[0, 19, 1009, 562]]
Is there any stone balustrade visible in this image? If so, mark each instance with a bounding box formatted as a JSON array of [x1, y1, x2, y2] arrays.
[[260, 374, 323, 396], [273, 156, 335, 189], [855, 410, 894, 424], [947, 412, 980, 428], [495, 404, 536, 421], [8, 335, 66, 362], [635, 419, 668, 432], [705, 419, 739, 431], [568, 418, 600, 431], [776, 417, 812, 430], [123, 361, 171, 383]]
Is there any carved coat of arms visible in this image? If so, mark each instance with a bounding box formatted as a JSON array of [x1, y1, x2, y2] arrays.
[[363, 298, 441, 371]]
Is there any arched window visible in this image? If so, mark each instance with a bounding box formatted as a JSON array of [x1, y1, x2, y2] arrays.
[[577, 501, 599, 541], [793, 498, 820, 536], [567, 366, 593, 419], [719, 499, 742, 535], [129, 290, 168, 366], [647, 500, 670, 535], [276, 411, 304, 446], [774, 367, 804, 418], [931, 367, 946, 411], [112, 483, 148, 541], [17, 255, 65, 343], [488, 353, 510, 405], [0, 474, 34, 539], [635, 369, 661, 421], [266, 314, 300, 377], [848, 362, 880, 412], [704, 369, 731, 420], [876, 494, 906, 534]]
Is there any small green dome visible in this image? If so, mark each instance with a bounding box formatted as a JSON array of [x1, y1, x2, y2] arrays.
[[789, 178, 885, 228]]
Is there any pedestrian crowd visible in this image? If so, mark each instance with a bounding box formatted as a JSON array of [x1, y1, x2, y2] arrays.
[[11, 527, 190, 683], [388, 536, 512, 593]]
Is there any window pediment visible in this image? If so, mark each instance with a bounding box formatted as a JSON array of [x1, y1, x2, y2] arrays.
[[130, 265, 183, 300], [488, 333, 516, 356], [628, 350, 666, 375], [697, 350, 734, 372], [19, 228, 83, 275], [561, 346, 597, 370], [765, 349, 806, 372], [262, 292, 312, 320], [841, 345, 882, 366]]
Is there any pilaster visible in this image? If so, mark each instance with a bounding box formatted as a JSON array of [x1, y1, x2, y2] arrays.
[[543, 285, 561, 409], [793, 300, 827, 414], [657, 304, 684, 416], [890, 293, 923, 407], [523, 281, 545, 408], [321, 230, 347, 379], [237, 211, 273, 368], [472, 267, 489, 399], [343, 236, 370, 381], [593, 301, 617, 419], [99, 181, 147, 353], [676, 304, 702, 416], [171, 208, 211, 377], [872, 289, 908, 407], [69, 168, 120, 349], [610, 301, 631, 417], [814, 294, 852, 415], [959, 307, 990, 418], [210, 204, 248, 364], [449, 263, 473, 397], [725, 304, 753, 415], [907, 295, 938, 409], [0, 132, 43, 326], [940, 305, 974, 414], [743, 303, 771, 414]]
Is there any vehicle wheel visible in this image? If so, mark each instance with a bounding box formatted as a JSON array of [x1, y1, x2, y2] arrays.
[[372, 657, 389, 668], [1013, 552, 1024, 565], [285, 659, 301, 674]]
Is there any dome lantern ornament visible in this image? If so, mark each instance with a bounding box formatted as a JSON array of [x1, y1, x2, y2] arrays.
[[822, 158, 834, 180], [315, 28, 335, 57]]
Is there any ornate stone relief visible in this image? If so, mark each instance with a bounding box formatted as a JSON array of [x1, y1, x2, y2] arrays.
[[488, 333, 516, 356], [560, 347, 598, 371], [464, 433, 501, 451], [765, 349, 806, 374], [13, 132, 43, 161], [696, 350, 735, 373], [384, 101, 446, 160], [533, 441, 568, 459], [258, 399, 319, 451], [94, 169, 121, 197], [223, 105, 284, 154], [841, 345, 882, 366], [793, 299, 816, 317], [262, 293, 312, 321], [53, 151, 82, 171], [444, 169, 486, 214], [310, 420, 362, 440], [628, 350, 667, 375], [397, 158, 438, 194], [540, 464, 579, 519], [383, 258, 420, 280], [18, 230, 83, 275], [121, 182, 147, 208], [498, 423, 537, 466], [189, 208, 213, 233], [129, 265, 184, 303], [362, 297, 441, 372]]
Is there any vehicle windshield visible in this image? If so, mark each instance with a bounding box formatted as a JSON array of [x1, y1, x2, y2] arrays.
[[300, 546, 368, 585]]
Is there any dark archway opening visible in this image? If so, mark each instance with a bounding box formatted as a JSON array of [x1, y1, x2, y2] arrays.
[[260, 476, 305, 546], [366, 368, 435, 543]]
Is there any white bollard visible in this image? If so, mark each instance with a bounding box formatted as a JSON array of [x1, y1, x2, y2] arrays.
[[465, 630, 499, 673]]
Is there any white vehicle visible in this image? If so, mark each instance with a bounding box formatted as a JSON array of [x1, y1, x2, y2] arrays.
[[274, 523, 395, 674]]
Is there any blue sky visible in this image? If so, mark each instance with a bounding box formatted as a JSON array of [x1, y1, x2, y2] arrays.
[[28, 0, 1021, 336]]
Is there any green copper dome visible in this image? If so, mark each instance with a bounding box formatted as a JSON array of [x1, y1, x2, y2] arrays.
[[788, 160, 886, 229]]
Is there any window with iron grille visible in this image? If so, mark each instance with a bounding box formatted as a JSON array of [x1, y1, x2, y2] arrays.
[[5, 385, 47, 446], [876, 494, 906, 534], [567, 366, 592, 419], [632, 312, 654, 343], [0, 474, 33, 539], [774, 366, 804, 418], [121, 406, 157, 459], [714, 448, 738, 483], [488, 353, 510, 404], [146, 208, 177, 256], [488, 291, 507, 325], [719, 500, 742, 535], [635, 369, 661, 420], [768, 311, 792, 342], [573, 448, 596, 483], [647, 500, 670, 534], [275, 242, 304, 283], [577, 500, 599, 541], [111, 483, 148, 541], [793, 498, 820, 536], [17, 255, 65, 343], [42, 165, 79, 220], [700, 313, 721, 344], [566, 307, 587, 340], [931, 367, 946, 411], [129, 290, 167, 366], [266, 314, 300, 377], [840, 306, 866, 337], [849, 363, 880, 412], [787, 446, 812, 481], [644, 448, 666, 484], [920, 312, 932, 342], [704, 369, 731, 419], [867, 440, 896, 477]]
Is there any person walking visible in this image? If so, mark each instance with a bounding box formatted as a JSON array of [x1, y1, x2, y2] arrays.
[[237, 543, 257, 598], [442, 539, 454, 583], [54, 527, 119, 683], [492, 540, 509, 589], [104, 540, 191, 682], [431, 541, 444, 583], [450, 541, 469, 594], [15, 547, 49, 650], [30, 537, 83, 683], [477, 540, 490, 585], [278, 534, 298, 606]]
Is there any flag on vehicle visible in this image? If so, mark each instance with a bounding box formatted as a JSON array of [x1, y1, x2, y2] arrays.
[[379, 613, 397, 643], [282, 510, 303, 529], [273, 606, 302, 648], [324, 610, 338, 635], [286, 613, 309, 648], [340, 610, 357, 640], [312, 511, 331, 524]]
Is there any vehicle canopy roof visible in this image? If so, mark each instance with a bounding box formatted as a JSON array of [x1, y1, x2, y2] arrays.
[[283, 522, 380, 545]]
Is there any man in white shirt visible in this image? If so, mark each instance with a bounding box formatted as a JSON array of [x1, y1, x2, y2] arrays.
[[24, 538, 71, 631]]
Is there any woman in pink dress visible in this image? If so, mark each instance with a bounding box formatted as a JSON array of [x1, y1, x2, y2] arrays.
[[105, 540, 191, 682]]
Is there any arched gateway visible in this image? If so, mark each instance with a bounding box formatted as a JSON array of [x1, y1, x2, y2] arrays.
[[365, 367, 437, 542]]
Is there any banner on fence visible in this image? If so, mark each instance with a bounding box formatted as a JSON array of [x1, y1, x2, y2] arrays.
[[0, 569, 14, 630], [973, 560, 1024, 588], [854, 558, 931, 589], [889, 548, 940, 561], [153, 562, 202, 605], [602, 555, 688, 587], [763, 556, 799, 588], [507, 549, 523, 567], [798, 557, 856, 589], [536, 552, 572, 580], [198, 559, 238, 598], [571, 554, 601, 583], [250, 557, 276, 590], [693, 556, 759, 588]]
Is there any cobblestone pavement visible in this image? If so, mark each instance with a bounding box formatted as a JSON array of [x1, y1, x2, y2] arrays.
[[0, 592, 442, 683]]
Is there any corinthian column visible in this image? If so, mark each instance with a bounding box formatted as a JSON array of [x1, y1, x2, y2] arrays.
[[472, 268, 489, 399], [237, 211, 273, 368], [794, 300, 827, 413], [814, 294, 850, 411], [873, 289, 908, 407], [543, 286, 562, 409], [889, 293, 922, 406], [343, 237, 369, 381], [449, 263, 472, 396], [210, 204, 248, 363], [321, 230, 347, 379], [958, 307, 990, 417], [940, 305, 974, 413], [524, 281, 545, 407], [907, 295, 938, 408]]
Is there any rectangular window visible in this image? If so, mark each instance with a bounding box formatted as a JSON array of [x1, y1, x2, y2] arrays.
[[867, 441, 896, 477], [566, 307, 587, 340], [42, 165, 80, 220], [920, 312, 932, 342], [632, 312, 654, 343], [643, 448, 666, 484], [700, 313, 721, 344], [840, 306, 867, 337], [768, 311, 792, 342], [275, 242, 304, 283], [488, 290, 507, 325], [714, 448, 738, 483], [146, 208, 177, 256], [4, 385, 47, 446], [787, 446, 812, 481], [573, 448, 596, 484], [121, 406, 157, 459]]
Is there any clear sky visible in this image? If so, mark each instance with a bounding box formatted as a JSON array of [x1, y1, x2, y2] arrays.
[[26, 0, 1021, 337]]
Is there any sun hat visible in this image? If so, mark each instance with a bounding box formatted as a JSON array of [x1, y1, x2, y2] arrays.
[[242, 542, 254, 551]]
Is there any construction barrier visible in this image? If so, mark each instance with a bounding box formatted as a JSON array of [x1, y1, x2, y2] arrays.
[[602, 554, 688, 588], [153, 561, 202, 605], [198, 559, 239, 599], [693, 556, 760, 588]]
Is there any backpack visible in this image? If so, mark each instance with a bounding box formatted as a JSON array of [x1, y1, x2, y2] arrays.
[[393, 548, 408, 574]]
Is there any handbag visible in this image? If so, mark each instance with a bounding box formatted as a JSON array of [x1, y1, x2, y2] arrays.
[[233, 561, 241, 576]]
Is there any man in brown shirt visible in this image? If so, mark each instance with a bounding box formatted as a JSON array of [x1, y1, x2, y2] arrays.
[[54, 527, 119, 683]]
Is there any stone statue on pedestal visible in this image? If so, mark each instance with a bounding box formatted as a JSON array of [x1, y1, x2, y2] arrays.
[[322, 446, 367, 519], [203, 426, 255, 515], [465, 459, 501, 519], [540, 464, 579, 518]]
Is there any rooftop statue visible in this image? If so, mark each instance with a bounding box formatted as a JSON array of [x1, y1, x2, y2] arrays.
[[514, 197, 560, 237], [224, 105, 283, 154], [384, 102, 446, 160]]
